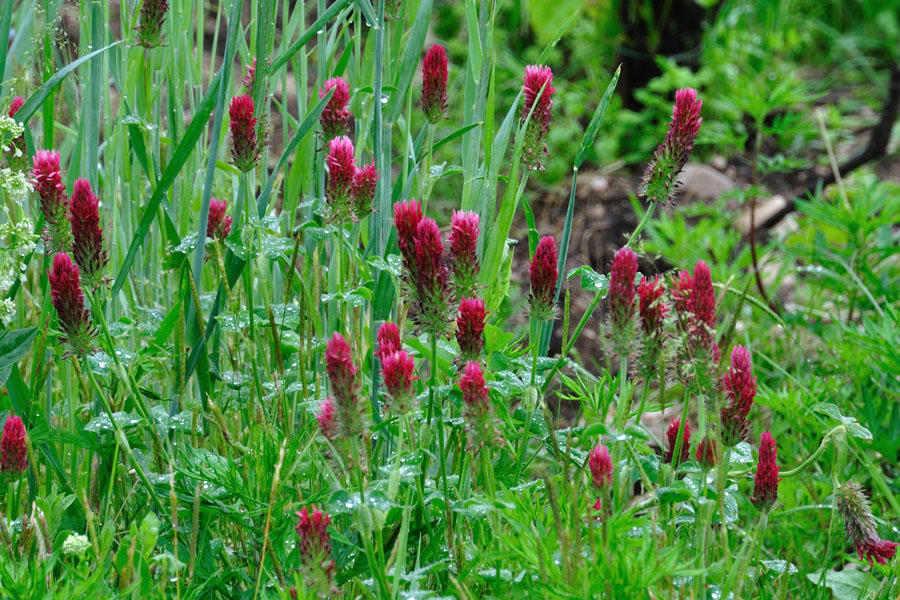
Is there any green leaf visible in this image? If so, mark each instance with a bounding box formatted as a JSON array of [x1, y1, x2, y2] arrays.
[[574, 65, 621, 168], [807, 568, 874, 600], [567, 265, 609, 294], [0, 327, 37, 387]]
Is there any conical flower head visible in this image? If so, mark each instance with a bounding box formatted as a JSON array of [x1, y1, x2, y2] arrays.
[[448, 210, 480, 298], [136, 0, 169, 48], [720, 345, 757, 447], [665, 418, 691, 466], [207, 197, 232, 241], [589, 443, 613, 489], [325, 135, 357, 224], [393, 199, 423, 266], [376, 321, 402, 363], [319, 77, 352, 141], [229, 95, 259, 172], [325, 333, 365, 436], [48, 253, 95, 357], [456, 297, 486, 363], [31, 150, 72, 256], [636, 275, 668, 377], [641, 87, 702, 204], [672, 260, 719, 381], [7, 96, 23, 118], [608, 247, 638, 356], [68, 178, 107, 289], [459, 361, 498, 451], [695, 437, 717, 469], [352, 161, 379, 219], [751, 432, 779, 511], [521, 65, 555, 170], [528, 236, 558, 322], [0, 415, 28, 476], [381, 350, 416, 415], [837, 481, 898, 566], [410, 217, 450, 336], [422, 44, 448, 124], [295, 506, 336, 596]]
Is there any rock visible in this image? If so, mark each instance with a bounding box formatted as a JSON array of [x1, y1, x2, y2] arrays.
[[735, 195, 789, 236], [679, 162, 737, 205]]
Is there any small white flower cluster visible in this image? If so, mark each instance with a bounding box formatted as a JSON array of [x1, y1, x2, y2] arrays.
[[0, 114, 24, 157], [0, 157, 36, 325], [61, 532, 91, 556]]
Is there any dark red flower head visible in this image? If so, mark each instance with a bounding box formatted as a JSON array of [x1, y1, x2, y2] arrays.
[[459, 360, 497, 450], [636, 275, 668, 376], [136, 0, 169, 48], [68, 178, 107, 289], [376, 321, 402, 363], [8, 96, 24, 117], [207, 197, 232, 240], [325, 333, 364, 436], [229, 95, 259, 172], [48, 253, 94, 356], [448, 210, 480, 298], [422, 44, 448, 124], [665, 418, 691, 466], [837, 482, 898, 566], [410, 217, 450, 335], [608, 247, 639, 355], [672, 260, 719, 374], [641, 87, 702, 204], [456, 297, 486, 363], [295, 506, 335, 589], [521, 65, 555, 170], [751, 432, 780, 511], [352, 161, 379, 218], [589, 443, 613, 489], [319, 77, 352, 141], [31, 150, 72, 255], [325, 135, 357, 223], [720, 345, 757, 447], [528, 235, 558, 321], [315, 397, 338, 441], [0, 415, 28, 476], [695, 437, 717, 469], [393, 199, 424, 264], [381, 350, 416, 415]]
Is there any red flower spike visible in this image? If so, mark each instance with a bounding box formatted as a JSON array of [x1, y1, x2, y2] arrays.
[[229, 95, 259, 173], [295, 506, 336, 595], [352, 161, 379, 219], [30, 150, 72, 256], [720, 345, 757, 446], [410, 217, 451, 336], [325, 135, 357, 224], [381, 350, 416, 415], [608, 247, 639, 356], [637, 275, 668, 377], [521, 65, 555, 170], [528, 236, 558, 321], [422, 44, 448, 124], [589, 443, 613, 489], [459, 361, 498, 451], [325, 333, 365, 436], [692, 261, 716, 330], [0, 415, 28, 476], [641, 87, 702, 205], [448, 210, 480, 299], [695, 437, 717, 469], [48, 253, 95, 356], [456, 297, 486, 363], [376, 322, 402, 363], [68, 178, 107, 289], [315, 397, 338, 442], [751, 432, 780, 511], [136, 0, 169, 48], [837, 482, 898, 566], [8, 96, 23, 117], [319, 77, 352, 141], [206, 198, 232, 241], [665, 418, 691, 466], [393, 199, 424, 267]]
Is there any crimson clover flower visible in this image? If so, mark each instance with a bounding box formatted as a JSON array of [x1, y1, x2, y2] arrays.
[[837, 482, 898, 566], [206, 197, 232, 241], [636, 275, 668, 377], [0, 415, 28, 477], [325, 135, 357, 224], [352, 161, 379, 219], [608, 247, 639, 357], [459, 361, 498, 451], [315, 397, 338, 442], [528, 235, 558, 322], [456, 297, 486, 363], [48, 253, 95, 357], [295, 506, 336, 596], [6, 96, 26, 168], [376, 321, 402, 364], [31, 150, 72, 256], [448, 210, 480, 299], [665, 418, 691, 466], [641, 88, 702, 204], [695, 437, 716, 469], [325, 333, 365, 437], [589, 443, 613, 490], [319, 77, 352, 141], [68, 178, 107, 289], [381, 350, 417, 415], [393, 199, 424, 269], [229, 95, 259, 173], [720, 345, 757, 447], [422, 44, 448, 124], [751, 432, 780, 511], [521, 65, 555, 170], [410, 217, 451, 336]]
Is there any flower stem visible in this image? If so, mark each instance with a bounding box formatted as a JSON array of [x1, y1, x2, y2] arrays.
[[626, 200, 658, 248], [428, 333, 453, 555]]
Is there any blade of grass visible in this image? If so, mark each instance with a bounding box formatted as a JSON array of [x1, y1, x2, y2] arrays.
[[384, 0, 432, 123], [268, 0, 354, 73]]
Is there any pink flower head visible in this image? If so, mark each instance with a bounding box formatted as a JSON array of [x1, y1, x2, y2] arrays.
[[751, 432, 780, 511], [315, 397, 338, 441], [8, 96, 23, 117], [31, 150, 72, 255], [68, 178, 107, 289], [0, 415, 28, 476], [692, 261, 715, 330], [720, 345, 757, 447], [448, 210, 480, 298], [206, 197, 232, 240], [422, 44, 448, 124], [325, 332, 365, 436], [695, 437, 716, 469], [48, 253, 94, 356], [295, 506, 336, 593], [319, 77, 352, 141], [589, 443, 613, 489], [136, 0, 169, 48], [641, 87, 702, 204], [381, 350, 416, 415], [672, 260, 719, 375], [608, 247, 639, 356], [376, 321, 402, 363], [521, 65, 555, 170], [410, 217, 450, 335], [837, 482, 898, 566], [243, 58, 257, 91], [528, 235, 558, 321], [229, 95, 259, 172], [352, 160, 379, 218], [325, 135, 357, 223], [636, 275, 668, 376], [456, 297, 486, 363], [393, 199, 424, 265], [664, 418, 691, 466], [459, 360, 497, 451]]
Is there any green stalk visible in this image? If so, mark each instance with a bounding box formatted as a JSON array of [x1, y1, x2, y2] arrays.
[[626, 200, 659, 248], [540, 289, 604, 394], [513, 318, 541, 482], [428, 333, 453, 553]]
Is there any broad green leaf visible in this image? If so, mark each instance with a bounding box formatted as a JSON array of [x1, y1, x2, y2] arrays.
[[0, 327, 37, 387]]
